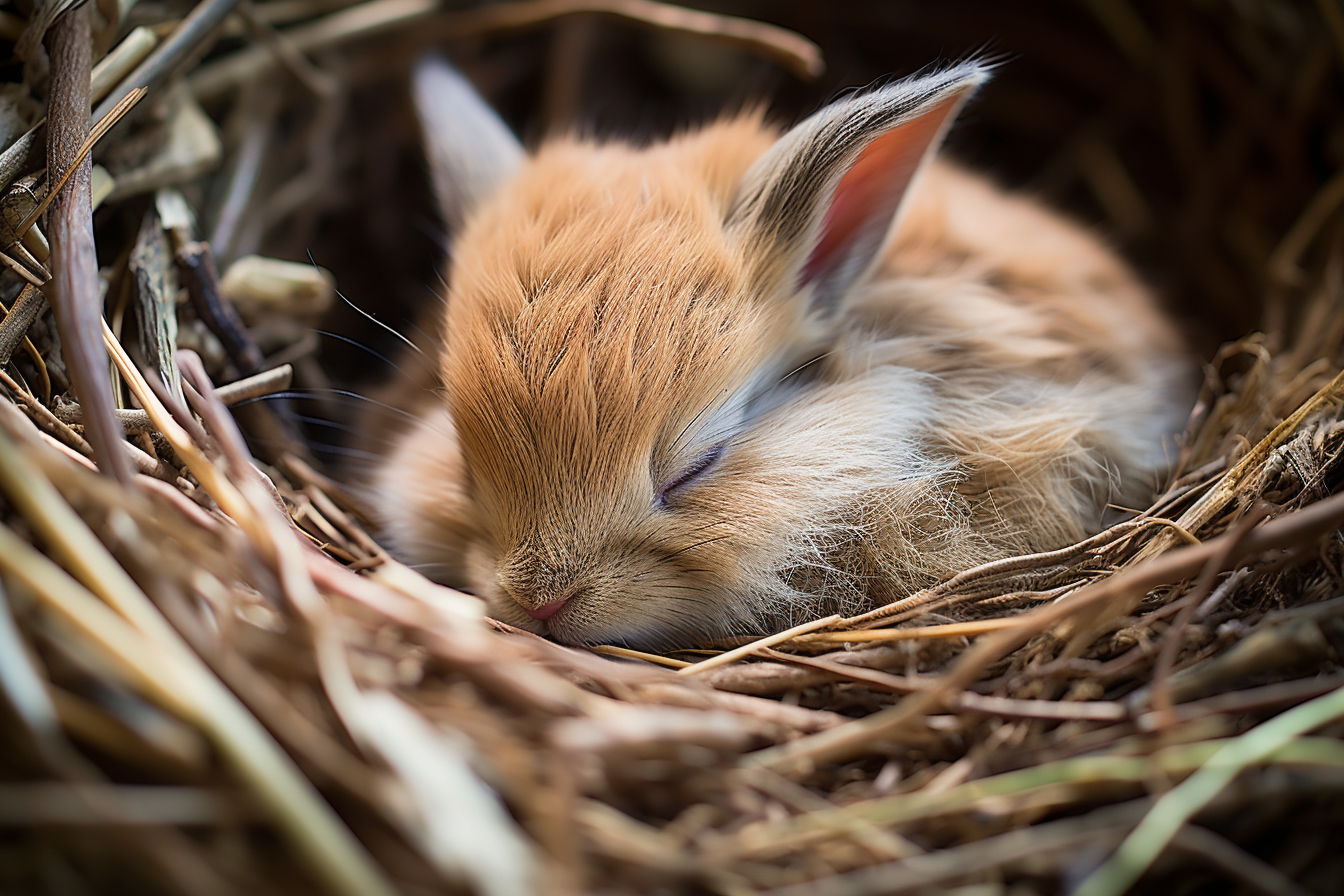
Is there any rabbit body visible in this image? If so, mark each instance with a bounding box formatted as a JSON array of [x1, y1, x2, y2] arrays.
[[369, 63, 1191, 648]]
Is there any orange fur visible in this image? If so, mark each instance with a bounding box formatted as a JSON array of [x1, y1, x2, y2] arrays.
[[368, 68, 1192, 649]]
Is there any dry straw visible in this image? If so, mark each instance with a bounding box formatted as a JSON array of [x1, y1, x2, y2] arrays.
[[1, 1, 1343, 894]]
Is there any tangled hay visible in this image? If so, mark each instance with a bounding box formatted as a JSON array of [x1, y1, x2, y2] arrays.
[[2, 1, 1344, 894]]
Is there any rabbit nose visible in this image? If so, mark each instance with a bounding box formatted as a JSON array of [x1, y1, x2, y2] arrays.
[[496, 557, 585, 619], [524, 598, 569, 620], [499, 578, 580, 618]]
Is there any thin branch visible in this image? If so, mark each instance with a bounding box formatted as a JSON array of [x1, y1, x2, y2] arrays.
[[0, 285, 47, 366], [44, 4, 131, 482], [677, 615, 841, 676], [92, 0, 244, 124], [190, 0, 823, 100], [436, 0, 825, 79], [12, 86, 145, 243], [54, 363, 293, 434]]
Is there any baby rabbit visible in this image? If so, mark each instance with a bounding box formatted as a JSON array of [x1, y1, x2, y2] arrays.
[[367, 58, 1191, 650]]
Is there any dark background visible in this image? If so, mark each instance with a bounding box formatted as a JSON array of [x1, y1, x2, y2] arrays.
[[257, 1, 1343, 394]]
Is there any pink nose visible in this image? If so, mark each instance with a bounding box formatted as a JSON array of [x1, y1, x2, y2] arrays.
[[524, 599, 569, 621]]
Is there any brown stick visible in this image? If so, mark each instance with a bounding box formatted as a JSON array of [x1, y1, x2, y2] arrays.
[[91, 0, 243, 124], [435, 0, 824, 79], [43, 4, 130, 482], [189, 0, 823, 100], [175, 241, 264, 374], [0, 284, 47, 366], [52, 364, 293, 433], [1148, 503, 1272, 727]]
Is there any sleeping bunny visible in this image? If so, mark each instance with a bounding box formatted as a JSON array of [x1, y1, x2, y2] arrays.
[[366, 59, 1192, 649]]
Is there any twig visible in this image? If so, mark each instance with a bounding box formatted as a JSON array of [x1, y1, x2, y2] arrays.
[[90, 26, 159, 104], [60, 332, 403, 896], [207, 83, 278, 261], [756, 803, 1141, 896], [757, 647, 931, 693], [0, 286, 49, 397], [590, 644, 691, 669], [791, 618, 1022, 645], [91, 0, 244, 125], [0, 284, 47, 366], [43, 4, 130, 482], [190, 0, 438, 100], [53, 402, 165, 435], [1139, 672, 1344, 730], [730, 737, 1344, 864], [13, 87, 146, 244], [432, 0, 824, 79], [0, 369, 91, 454], [0, 485, 397, 896], [952, 692, 1128, 722], [0, 247, 47, 287], [49, 361, 291, 436], [841, 519, 1156, 630], [190, 0, 823, 100], [216, 364, 294, 405], [1149, 503, 1272, 728], [175, 241, 265, 374], [237, 0, 342, 99], [759, 648, 1127, 721], [0, 126, 42, 193], [676, 615, 841, 676], [1138, 365, 1344, 560]]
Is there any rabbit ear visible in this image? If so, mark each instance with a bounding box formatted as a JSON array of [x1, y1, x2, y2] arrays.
[[729, 62, 989, 311], [413, 57, 524, 235]]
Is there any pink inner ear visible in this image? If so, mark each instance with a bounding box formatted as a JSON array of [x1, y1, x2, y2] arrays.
[[801, 95, 961, 287]]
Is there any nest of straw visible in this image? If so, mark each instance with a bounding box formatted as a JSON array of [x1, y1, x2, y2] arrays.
[[2, 1, 1344, 894]]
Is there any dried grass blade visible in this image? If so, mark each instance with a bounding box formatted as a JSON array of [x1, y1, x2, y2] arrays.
[[0, 248, 48, 286], [101, 318, 256, 527], [1074, 684, 1344, 896], [0, 423, 179, 641], [175, 353, 542, 893], [0, 523, 199, 721], [13, 86, 146, 243], [0, 423, 399, 896], [0, 578, 65, 753], [345, 692, 539, 896], [590, 644, 692, 668], [90, 26, 158, 103], [677, 614, 841, 676], [730, 737, 1344, 863], [791, 618, 1021, 645]]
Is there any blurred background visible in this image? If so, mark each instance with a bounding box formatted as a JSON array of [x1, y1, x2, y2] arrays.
[[261, 0, 1344, 400]]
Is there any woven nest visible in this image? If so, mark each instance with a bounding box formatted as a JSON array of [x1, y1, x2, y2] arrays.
[[2, 1, 1344, 894]]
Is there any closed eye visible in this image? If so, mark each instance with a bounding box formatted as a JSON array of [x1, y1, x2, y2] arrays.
[[656, 442, 726, 507]]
